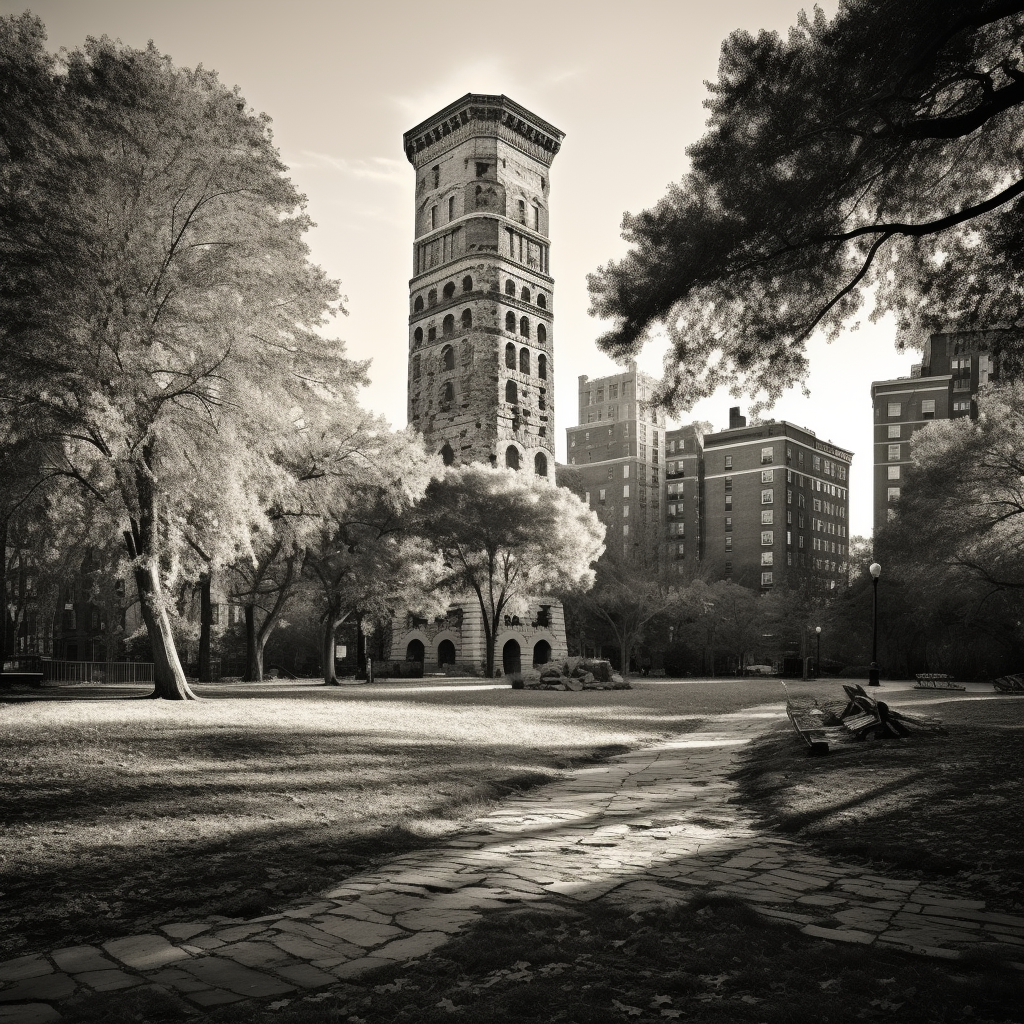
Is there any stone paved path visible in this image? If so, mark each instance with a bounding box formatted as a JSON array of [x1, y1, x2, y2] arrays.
[[3, 704, 1023, 1022]]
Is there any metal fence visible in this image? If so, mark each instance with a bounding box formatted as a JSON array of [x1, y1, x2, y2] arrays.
[[41, 660, 155, 684]]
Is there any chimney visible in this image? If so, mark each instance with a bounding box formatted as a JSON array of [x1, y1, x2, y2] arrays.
[[729, 406, 746, 429]]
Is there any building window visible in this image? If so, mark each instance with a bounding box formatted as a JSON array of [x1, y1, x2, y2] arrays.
[[813, 455, 821, 471], [887, 486, 900, 502], [623, 485, 630, 498], [505, 445, 520, 470], [535, 452, 548, 477], [519, 348, 530, 375], [505, 380, 517, 404], [623, 524, 629, 537], [520, 286, 531, 303], [441, 345, 455, 370], [505, 342, 516, 368], [623, 505, 629, 517], [761, 531, 773, 545], [724, 517, 732, 532], [461, 308, 472, 329], [921, 399, 936, 418], [538, 354, 547, 379], [724, 476, 732, 492], [462, 275, 473, 292], [762, 488, 773, 504], [623, 465, 630, 478], [725, 494, 732, 510], [505, 279, 516, 296], [799, 535, 804, 549], [724, 456, 732, 469], [537, 293, 547, 309], [888, 444, 900, 460], [761, 552, 773, 566], [762, 469, 774, 482], [786, 530, 792, 546], [762, 510, 773, 524], [537, 324, 547, 345], [887, 466, 900, 480], [412, 354, 420, 379], [761, 446, 773, 464], [505, 311, 516, 332], [430, 206, 437, 229], [520, 316, 530, 338], [725, 536, 733, 551], [888, 425, 901, 439], [887, 402, 901, 417], [440, 381, 454, 411], [953, 399, 970, 412], [761, 572, 773, 587], [813, 499, 822, 512]]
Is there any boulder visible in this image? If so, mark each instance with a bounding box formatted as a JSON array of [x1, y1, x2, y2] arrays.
[[565, 676, 583, 691]]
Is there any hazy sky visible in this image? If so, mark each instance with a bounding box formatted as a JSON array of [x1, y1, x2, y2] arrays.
[[7, 0, 912, 538]]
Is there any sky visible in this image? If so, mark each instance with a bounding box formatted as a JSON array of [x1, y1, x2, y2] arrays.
[[6, 0, 915, 538]]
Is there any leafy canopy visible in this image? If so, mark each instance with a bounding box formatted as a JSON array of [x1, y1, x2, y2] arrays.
[[588, 0, 1024, 413]]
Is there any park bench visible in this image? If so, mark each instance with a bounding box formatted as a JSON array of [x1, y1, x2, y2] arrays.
[[783, 683, 944, 753], [993, 674, 1024, 693], [914, 673, 965, 691]]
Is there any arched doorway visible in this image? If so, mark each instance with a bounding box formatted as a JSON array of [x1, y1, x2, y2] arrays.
[[533, 640, 551, 666], [406, 639, 424, 663], [502, 639, 521, 675], [438, 639, 456, 666]]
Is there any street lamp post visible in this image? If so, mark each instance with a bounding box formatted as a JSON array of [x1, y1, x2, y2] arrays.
[[869, 562, 882, 687], [815, 626, 821, 679]]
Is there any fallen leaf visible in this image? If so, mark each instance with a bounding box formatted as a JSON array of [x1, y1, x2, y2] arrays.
[[820, 979, 840, 991], [651, 995, 673, 1007], [267, 1000, 291, 1010], [436, 997, 460, 1012], [660, 1013, 683, 1020], [375, 978, 410, 994], [740, 995, 760, 1004], [612, 1000, 643, 1016]]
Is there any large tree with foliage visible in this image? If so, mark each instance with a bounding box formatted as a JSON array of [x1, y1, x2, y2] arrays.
[[588, 0, 1024, 412], [0, 18, 365, 698], [415, 466, 606, 677]]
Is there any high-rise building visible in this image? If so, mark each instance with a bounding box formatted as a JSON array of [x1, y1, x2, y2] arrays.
[[696, 411, 852, 591], [564, 363, 666, 554], [392, 95, 569, 675], [870, 330, 1004, 536]]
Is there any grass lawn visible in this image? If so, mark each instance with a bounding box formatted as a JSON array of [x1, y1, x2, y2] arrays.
[[0, 675, 780, 960], [66, 896, 1022, 1024], [733, 687, 1024, 911]]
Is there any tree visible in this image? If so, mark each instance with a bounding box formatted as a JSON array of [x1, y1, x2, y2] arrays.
[[0, 21, 365, 698], [587, 1, 1024, 413], [415, 466, 606, 677]]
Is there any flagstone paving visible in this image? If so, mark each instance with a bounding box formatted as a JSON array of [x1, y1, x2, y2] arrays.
[[3, 704, 1023, 1021]]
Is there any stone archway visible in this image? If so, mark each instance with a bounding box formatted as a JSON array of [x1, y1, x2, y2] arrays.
[[406, 639, 425, 663], [502, 639, 521, 675], [437, 639, 456, 666], [533, 639, 552, 666]]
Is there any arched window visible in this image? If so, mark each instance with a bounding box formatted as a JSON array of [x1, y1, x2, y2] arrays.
[[440, 443, 455, 466], [441, 345, 455, 370], [461, 308, 472, 329], [505, 342, 516, 368], [535, 452, 548, 477], [519, 348, 530, 375], [505, 280, 516, 296], [412, 354, 420, 379], [441, 381, 454, 411], [413, 326, 423, 345], [537, 293, 547, 309], [505, 311, 516, 332], [437, 639, 456, 666], [443, 282, 455, 301], [442, 314, 455, 337], [406, 639, 424, 663], [427, 327, 436, 343], [537, 324, 547, 345], [462, 275, 473, 292], [533, 639, 551, 665], [414, 296, 424, 312], [505, 380, 518, 404], [521, 286, 531, 302], [428, 288, 437, 307], [517, 199, 526, 223], [519, 316, 530, 338], [538, 354, 547, 380], [505, 445, 520, 470]]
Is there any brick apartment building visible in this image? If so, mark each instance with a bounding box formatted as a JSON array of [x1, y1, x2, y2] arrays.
[[665, 424, 704, 570], [870, 330, 1006, 536]]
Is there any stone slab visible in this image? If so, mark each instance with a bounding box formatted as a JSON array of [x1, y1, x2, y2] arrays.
[[273, 963, 338, 988], [330, 957, 401, 979], [187, 987, 247, 1005], [0, 1006, 62, 1024], [0, 973, 75, 1003], [51, 946, 116, 975], [308, 917, 404, 948], [103, 934, 190, 971], [373, 931, 450, 960], [801, 924, 875, 945], [0, 957, 51, 984], [179, 956, 295, 997], [73, 969, 144, 992], [159, 922, 210, 940]]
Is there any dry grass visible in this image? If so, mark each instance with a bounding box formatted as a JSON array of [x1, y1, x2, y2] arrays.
[[733, 687, 1024, 909], [0, 676, 775, 959]]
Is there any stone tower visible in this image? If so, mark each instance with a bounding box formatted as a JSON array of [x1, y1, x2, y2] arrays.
[[404, 95, 564, 478], [389, 95, 569, 677]]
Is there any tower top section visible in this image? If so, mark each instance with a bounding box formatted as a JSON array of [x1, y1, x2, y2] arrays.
[[404, 94, 565, 170]]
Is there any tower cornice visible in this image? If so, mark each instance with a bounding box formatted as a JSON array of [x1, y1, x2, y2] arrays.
[[404, 94, 565, 167]]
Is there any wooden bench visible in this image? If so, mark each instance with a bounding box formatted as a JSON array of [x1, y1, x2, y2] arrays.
[[914, 673, 966, 691], [838, 684, 945, 739], [993, 674, 1024, 693], [783, 690, 833, 756]]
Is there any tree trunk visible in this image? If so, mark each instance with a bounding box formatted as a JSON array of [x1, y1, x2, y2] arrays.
[[322, 613, 341, 685], [0, 515, 7, 680], [243, 604, 258, 681], [198, 571, 213, 682], [133, 560, 198, 700]]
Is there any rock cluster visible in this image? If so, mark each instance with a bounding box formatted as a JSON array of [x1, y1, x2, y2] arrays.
[[522, 657, 629, 691]]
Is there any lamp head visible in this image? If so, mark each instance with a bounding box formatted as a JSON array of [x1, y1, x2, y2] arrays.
[[869, 562, 882, 579], [815, 626, 822, 634]]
